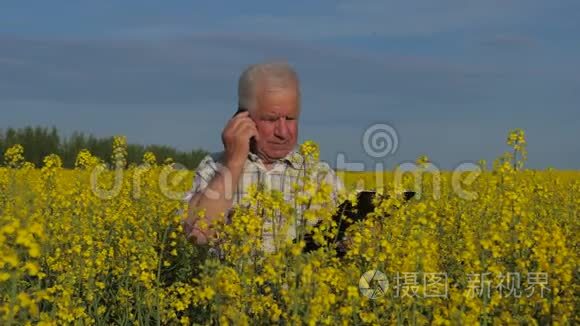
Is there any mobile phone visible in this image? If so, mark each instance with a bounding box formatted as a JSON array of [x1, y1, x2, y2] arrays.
[[233, 107, 256, 148], [234, 107, 247, 117]]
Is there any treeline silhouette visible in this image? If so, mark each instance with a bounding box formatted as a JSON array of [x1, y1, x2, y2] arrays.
[[0, 126, 208, 169]]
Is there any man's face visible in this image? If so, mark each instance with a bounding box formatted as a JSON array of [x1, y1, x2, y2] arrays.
[[251, 87, 299, 162]]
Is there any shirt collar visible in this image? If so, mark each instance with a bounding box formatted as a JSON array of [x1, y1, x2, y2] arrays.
[[248, 149, 304, 169]]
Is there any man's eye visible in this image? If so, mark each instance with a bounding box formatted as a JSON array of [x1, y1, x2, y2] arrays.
[[262, 115, 296, 122]]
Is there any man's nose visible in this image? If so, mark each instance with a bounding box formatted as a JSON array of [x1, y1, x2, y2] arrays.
[[274, 117, 289, 139]]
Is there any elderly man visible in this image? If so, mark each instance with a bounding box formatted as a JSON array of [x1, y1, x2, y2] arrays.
[[184, 62, 344, 252]]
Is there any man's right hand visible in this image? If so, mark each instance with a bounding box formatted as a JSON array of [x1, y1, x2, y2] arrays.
[[184, 110, 258, 245], [221, 110, 259, 168]]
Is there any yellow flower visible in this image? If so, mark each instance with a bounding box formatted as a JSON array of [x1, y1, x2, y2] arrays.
[[4, 144, 26, 168], [0, 131, 575, 325], [0, 273, 10, 282], [23, 262, 40, 276]]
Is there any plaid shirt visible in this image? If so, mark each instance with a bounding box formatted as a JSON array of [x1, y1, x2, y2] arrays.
[[184, 148, 345, 252]]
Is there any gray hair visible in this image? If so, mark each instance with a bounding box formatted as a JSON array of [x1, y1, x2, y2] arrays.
[[237, 62, 300, 112]]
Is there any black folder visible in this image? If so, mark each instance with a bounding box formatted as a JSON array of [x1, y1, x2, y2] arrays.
[[301, 190, 415, 256]]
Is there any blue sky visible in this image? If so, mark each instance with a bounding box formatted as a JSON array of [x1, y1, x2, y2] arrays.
[[1, 0, 579, 170]]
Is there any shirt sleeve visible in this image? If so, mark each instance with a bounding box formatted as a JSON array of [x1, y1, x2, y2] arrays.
[[182, 154, 220, 203], [181, 153, 224, 243]]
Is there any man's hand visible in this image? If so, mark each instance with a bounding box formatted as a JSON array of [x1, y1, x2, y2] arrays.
[[221, 110, 259, 168]]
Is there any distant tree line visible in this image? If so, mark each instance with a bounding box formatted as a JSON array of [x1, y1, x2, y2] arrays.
[[0, 126, 208, 169]]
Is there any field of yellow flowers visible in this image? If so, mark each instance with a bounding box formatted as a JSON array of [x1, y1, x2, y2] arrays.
[[0, 130, 578, 325]]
